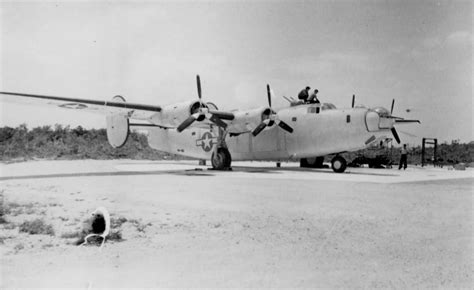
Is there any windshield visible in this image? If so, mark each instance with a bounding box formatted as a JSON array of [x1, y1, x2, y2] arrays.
[[321, 103, 337, 110]]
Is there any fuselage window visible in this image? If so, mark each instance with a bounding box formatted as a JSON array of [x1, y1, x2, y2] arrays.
[[307, 107, 320, 114]]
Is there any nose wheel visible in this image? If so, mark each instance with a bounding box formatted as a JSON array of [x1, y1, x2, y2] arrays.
[[331, 155, 347, 173]]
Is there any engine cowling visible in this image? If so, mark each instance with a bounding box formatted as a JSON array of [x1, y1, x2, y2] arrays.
[[227, 107, 270, 133], [150, 100, 204, 128], [106, 95, 129, 148]]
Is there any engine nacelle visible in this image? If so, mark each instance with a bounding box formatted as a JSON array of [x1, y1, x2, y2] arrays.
[[106, 95, 129, 148], [150, 100, 204, 128], [227, 107, 270, 133]]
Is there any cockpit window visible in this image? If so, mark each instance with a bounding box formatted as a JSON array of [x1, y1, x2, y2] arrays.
[[307, 105, 321, 114]]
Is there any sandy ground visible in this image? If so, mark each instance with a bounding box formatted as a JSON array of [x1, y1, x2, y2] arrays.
[[0, 160, 472, 288]]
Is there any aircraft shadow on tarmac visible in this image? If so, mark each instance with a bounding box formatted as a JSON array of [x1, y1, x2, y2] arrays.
[[0, 165, 396, 181], [231, 166, 396, 177], [0, 169, 215, 181]]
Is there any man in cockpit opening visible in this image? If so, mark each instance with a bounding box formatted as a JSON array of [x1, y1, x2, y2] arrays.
[[298, 86, 311, 103], [308, 89, 320, 104]]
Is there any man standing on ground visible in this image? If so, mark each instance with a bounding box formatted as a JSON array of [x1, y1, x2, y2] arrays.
[[399, 144, 408, 170]]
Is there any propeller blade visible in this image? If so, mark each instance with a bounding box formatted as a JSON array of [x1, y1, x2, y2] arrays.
[[267, 84, 272, 108], [352, 94, 355, 108], [391, 99, 395, 114], [395, 119, 421, 123], [252, 122, 267, 137], [177, 113, 199, 132], [196, 75, 202, 100], [208, 110, 235, 120], [277, 120, 294, 133], [209, 115, 227, 129], [391, 127, 401, 144], [386, 115, 404, 120]]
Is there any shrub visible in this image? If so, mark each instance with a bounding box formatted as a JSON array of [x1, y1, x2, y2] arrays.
[[61, 231, 82, 239], [19, 219, 55, 235], [0, 125, 188, 161], [14, 243, 24, 252], [0, 197, 10, 224]]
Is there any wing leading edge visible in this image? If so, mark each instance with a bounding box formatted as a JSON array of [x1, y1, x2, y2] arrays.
[[0, 91, 161, 120]]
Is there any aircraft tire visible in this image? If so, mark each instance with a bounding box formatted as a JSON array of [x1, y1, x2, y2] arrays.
[[211, 147, 232, 170], [331, 155, 347, 173]]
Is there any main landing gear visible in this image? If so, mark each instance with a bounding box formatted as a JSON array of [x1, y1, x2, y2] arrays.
[[300, 155, 347, 173], [331, 155, 347, 173], [211, 127, 232, 170], [300, 157, 325, 168], [211, 147, 232, 170]]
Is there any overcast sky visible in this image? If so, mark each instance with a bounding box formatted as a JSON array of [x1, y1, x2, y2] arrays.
[[1, 1, 472, 144]]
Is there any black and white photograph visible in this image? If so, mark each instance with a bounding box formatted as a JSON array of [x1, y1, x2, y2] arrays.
[[0, 0, 472, 288]]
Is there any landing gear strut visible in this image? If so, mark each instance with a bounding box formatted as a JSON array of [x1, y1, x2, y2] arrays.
[[211, 147, 232, 170], [331, 155, 347, 173], [211, 127, 232, 170]]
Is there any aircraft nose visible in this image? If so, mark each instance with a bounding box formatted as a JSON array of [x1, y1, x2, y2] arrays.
[[366, 107, 395, 131], [366, 111, 380, 131], [374, 107, 395, 129]]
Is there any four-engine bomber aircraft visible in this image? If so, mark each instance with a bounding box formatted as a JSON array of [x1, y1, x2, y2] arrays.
[[0, 75, 419, 173]]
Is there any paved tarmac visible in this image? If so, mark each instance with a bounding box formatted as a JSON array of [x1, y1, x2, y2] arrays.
[[0, 160, 472, 288]]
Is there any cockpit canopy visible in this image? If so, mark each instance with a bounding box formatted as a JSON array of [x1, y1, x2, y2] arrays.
[[372, 107, 390, 117], [321, 103, 337, 110]]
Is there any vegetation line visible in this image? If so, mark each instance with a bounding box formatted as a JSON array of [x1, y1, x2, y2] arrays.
[[0, 124, 472, 165]]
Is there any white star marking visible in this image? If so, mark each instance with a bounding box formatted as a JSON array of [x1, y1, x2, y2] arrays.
[[202, 133, 213, 151]]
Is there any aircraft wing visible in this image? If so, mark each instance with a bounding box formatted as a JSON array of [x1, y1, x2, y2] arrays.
[[0, 91, 161, 120]]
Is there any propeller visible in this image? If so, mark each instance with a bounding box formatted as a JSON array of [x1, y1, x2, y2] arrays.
[[387, 100, 419, 120], [177, 113, 200, 132], [395, 119, 421, 123], [386, 98, 420, 143], [252, 85, 294, 137], [176, 75, 234, 132], [196, 74, 202, 100], [252, 120, 269, 136], [391, 127, 401, 144], [352, 94, 355, 108]]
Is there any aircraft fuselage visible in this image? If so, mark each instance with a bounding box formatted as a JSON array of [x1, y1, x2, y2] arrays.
[[145, 104, 391, 162]]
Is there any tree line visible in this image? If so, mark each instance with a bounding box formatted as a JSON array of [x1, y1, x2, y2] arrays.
[[0, 124, 182, 161], [0, 125, 472, 165]]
